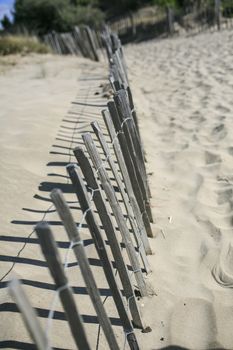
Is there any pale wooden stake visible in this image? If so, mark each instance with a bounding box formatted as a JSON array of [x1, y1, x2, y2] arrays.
[[67, 164, 140, 350], [107, 101, 153, 238], [82, 132, 147, 297], [91, 120, 152, 267], [114, 90, 153, 223], [73, 147, 145, 329], [102, 109, 154, 245], [35, 222, 91, 350], [215, 0, 221, 30], [8, 278, 52, 350], [50, 189, 120, 350]]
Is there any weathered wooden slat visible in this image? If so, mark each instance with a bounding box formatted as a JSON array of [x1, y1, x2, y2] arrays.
[[112, 53, 127, 89], [50, 188, 120, 350], [116, 87, 151, 200], [73, 147, 145, 329], [35, 222, 91, 350], [73, 26, 88, 58], [8, 278, 52, 350], [91, 120, 152, 269], [67, 164, 140, 350], [117, 43, 129, 84], [107, 101, 153, 237], [114, 89, 148, 191], [82, 132, 147, 296], [102, 109, 154, 248], [126, 86, 140, 139], [215, 0, 221, 30], [83, 26, 99, 62], [110, 32, 119, 53], [102, 28, 113, 62], [51, 31, 62, 55], [114, 90, 153, 223]]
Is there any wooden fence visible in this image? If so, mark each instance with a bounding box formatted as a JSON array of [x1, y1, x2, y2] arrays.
[[108, 0, 233, 43], [43, 0, 233, 58], [8, 29, 154, 349], [43, 25, 101, 61]]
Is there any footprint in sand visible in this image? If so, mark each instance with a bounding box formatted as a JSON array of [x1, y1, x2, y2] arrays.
[[216, 187, 232, 205], [190, 111, 206, 123], [216, 104, 231, 114], [205, 151, 222, 165], [211, 124, 227, 141], [212, 242, 233, 288], [170, 298, 217, 349], [227, 147, 233, 156]]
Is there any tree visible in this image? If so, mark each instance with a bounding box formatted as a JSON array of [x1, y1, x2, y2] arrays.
[[98, 0, 154, 16], [13, 0, 104, 35], [1, 15, 12, 31]]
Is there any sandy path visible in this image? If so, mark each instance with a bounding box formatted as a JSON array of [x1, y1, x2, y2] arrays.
[[0, 54, 93, 277], [125, 29, 233, 349], [0, 54, 121, 349]]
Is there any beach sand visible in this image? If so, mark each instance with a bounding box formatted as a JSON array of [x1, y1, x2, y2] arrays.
[[1, 29, 233, 349]]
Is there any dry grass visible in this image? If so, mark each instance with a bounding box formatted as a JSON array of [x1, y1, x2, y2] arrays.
[[0, 35, 50, 56]]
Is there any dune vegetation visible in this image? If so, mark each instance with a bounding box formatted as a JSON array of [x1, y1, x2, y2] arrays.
[[0, 35, 50, 56]]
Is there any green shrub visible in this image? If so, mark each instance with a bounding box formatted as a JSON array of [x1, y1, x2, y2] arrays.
[[0, 35, 50, 55], [13, 0, 105, 35]]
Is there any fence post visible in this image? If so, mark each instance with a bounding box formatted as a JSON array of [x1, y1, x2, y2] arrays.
[[50, 189, 125, 349], [114, 90, 153, 223], [166, 6, 174, 35], [67, 164, 141, 350], [215, 0, 221, 30], [35, 222, 91, 350], [102, 109, 153, 248], [8, 279, 52, 350], [129, 12, 137, 37], [83, 26, 99, 61], [73, 147, 145, 329], [91, 120, 152, 261], [82, 132, 148, 297], [107, 101, 153, 238]]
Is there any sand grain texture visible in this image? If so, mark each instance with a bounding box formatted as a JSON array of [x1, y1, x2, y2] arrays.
[[125, 29, 233, 349]]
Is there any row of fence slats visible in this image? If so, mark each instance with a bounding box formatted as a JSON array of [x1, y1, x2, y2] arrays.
[[108, 1, 233, 42], [44, 26, 100, 61], [9, 27, 156, 350]]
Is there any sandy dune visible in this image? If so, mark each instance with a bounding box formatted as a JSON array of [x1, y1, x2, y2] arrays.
[[125, 29, 233, 349], [1, 29, 233, 349]]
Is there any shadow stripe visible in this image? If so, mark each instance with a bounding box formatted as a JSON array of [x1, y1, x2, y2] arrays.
[[0, 303, 122, 326], [0, 236, 94, 248], [0, 279, 113, 296], [0, 341, 67, 350], [0, 255, 103, 268]]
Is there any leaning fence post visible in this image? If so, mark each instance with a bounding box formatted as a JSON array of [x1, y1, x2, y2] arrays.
[[102, 109, 154, 247], [107, 101, 153, 238], [129, 12, 137, 37], [117, 88, 149, 196], [82, 132, 148, 296], [73, 26, 88, 58], [113, 91, 154, 223], [83, 26, 99, 61], [91, 120, 152, 264], [50, 189, 121, 350], [166, 6, 174, 35], [73, 148, 145, 329], [8, 278, 52, 350], [67, 164, 141, 350], [114, 89, 148, 191], [35, 222, 91, 350], [215, 0, 221, 30]]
